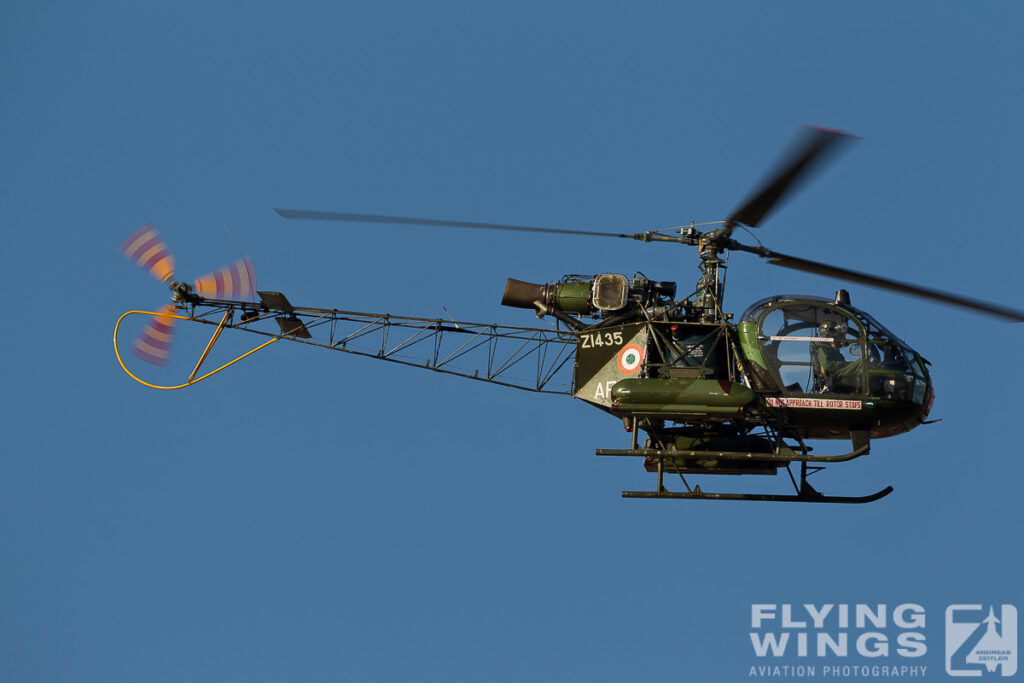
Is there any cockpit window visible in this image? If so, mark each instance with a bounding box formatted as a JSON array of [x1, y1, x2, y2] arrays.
[[756, 301, 865, 394], [740, 295, 931, 403], [851, 311, 928, 402]]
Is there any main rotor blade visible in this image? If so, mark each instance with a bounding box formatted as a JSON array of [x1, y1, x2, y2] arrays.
[[274, 208, 633, 239], [733, 243, 1024, 322], [727, 126, 856, 230]]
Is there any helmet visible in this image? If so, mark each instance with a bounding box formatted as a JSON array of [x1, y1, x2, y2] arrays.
[[818, 319, 848, 339]]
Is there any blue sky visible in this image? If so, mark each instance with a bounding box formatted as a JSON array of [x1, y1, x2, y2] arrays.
[[3, 2, 1022, 681]]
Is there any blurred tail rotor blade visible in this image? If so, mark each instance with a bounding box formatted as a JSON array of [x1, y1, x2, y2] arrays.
[[193, 257, 257, 300], [120, 224, 176, 284], [727, 126, 856, 230], [132, 305, 178, 365]]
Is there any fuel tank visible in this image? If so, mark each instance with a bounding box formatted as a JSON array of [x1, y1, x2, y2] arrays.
[[610, 378, 756, 418]]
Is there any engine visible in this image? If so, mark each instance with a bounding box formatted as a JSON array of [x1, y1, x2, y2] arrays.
[[501, 274, 677, 320]]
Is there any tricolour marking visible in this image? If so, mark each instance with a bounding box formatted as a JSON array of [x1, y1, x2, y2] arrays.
[[617, 343, 644, 375]]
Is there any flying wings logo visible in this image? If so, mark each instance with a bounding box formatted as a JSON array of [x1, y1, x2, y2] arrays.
[[946, 605, 1017, 677], [746, 603, 1018, 679]]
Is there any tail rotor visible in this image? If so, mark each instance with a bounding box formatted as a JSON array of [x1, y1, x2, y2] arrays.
[[120, 225, 257, 365], [130, 304, 178, 365], [119, 224, 176, 285], [193, 257, 257, 300]]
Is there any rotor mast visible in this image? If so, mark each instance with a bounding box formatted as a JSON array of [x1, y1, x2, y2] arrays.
[[695, 238, 727, 322]]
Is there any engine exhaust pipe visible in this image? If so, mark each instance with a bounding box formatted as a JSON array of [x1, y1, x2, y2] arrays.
[[501, 278, 548, 309]]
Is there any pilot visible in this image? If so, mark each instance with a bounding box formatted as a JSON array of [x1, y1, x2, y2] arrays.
[[813, 321, 863, 393]]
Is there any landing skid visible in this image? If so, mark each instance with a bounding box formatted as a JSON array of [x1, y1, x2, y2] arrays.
[[601, 441, 892, 504], [621, 485, 893, 504]]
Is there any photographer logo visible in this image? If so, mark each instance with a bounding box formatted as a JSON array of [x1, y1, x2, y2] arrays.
[[945, 605, 1016, 677]]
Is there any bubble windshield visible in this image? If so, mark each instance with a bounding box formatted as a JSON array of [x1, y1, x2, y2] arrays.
[[740, 296, 930, 403]]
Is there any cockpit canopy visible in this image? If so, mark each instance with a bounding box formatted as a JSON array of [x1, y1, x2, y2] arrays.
[[739, 295, 931, 405]]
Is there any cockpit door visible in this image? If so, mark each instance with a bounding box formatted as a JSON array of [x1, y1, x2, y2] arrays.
[[756, 302, 867, 395]]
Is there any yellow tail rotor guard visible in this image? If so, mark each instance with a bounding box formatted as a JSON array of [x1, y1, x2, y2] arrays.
[[113, 309, 279, 390]]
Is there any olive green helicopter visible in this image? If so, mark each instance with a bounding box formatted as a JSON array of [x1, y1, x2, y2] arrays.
[[116, 126, 1024, 504]]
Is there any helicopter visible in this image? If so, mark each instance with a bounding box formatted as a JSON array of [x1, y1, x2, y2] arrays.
[[115, 126, 1024, 504]]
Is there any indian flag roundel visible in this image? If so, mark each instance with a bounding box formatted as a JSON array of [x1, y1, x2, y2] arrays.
[[617, 343, 644, 375]]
